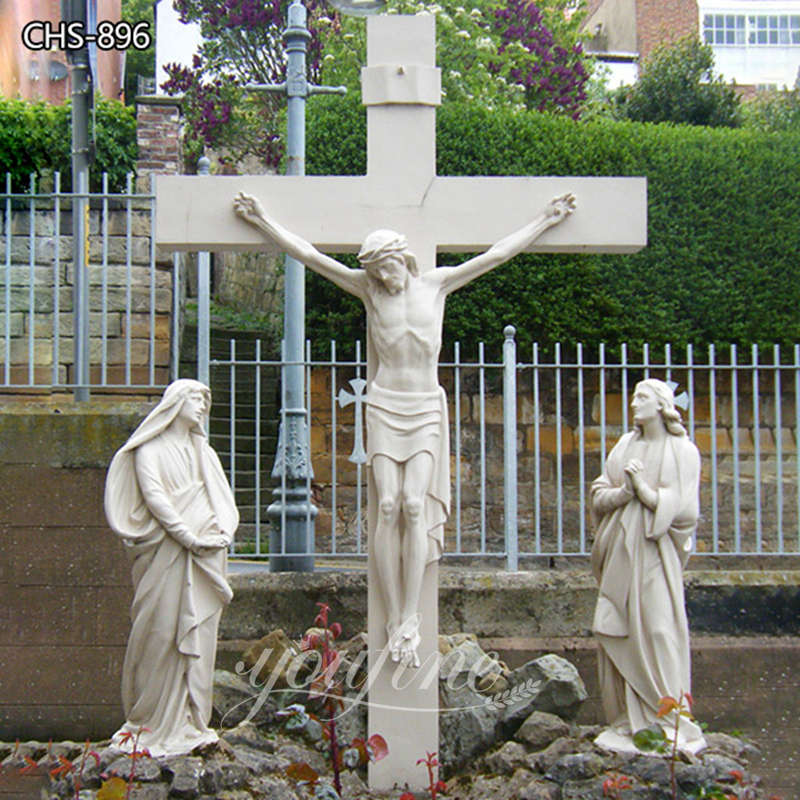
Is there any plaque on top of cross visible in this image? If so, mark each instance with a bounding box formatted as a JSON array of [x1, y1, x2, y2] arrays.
[[156, 13, 646, 791]]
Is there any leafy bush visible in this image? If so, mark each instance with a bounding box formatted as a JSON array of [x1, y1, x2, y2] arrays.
[[0, 96, 137, 192], [304, 95, 800, 359], [614, 36, 741, 128]]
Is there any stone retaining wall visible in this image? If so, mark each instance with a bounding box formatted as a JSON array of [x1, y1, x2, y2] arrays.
[[0, 205, 173, 387]]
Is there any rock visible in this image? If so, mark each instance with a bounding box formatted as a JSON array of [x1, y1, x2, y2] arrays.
[[560, 777, 609, 799], [526, 736, 592, 774], [576, 724, 603, 741], [213, 669, 275, 728], [484, 741, 529, 776], [128, 785, 169, 800], [625, 754, 673, 785], [164, 756, 203, 799], [274, 738, 328, 774], [703, 753, 747, 782], [221, 721, 276, 752], [519, 779, 561, 800], [704, 732, 760, 761], [304, 717, 324, 742], [248, 775, 302, 800], [675, 762, 718, 793], [230, 745, 289, 774], [339, 770, 368, 796], [105, 754, 164, 782], [501, 654, 588, 731], [545, 752, 605, 783], [329, 694, 367, 748], [440, 638, 502, 684], [199, 760, 250, 794], [515, 710, 570, 751], [457, 767, 536, 800], [241, 629, 300, 687], [477, 672, 509, 695], [439, 683, 501, 770]]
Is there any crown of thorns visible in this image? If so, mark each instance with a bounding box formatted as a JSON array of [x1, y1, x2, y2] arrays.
[[357, 231, 410, 266]]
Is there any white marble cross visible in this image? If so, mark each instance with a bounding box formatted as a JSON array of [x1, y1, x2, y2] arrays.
[[157, 13, 646, 791]]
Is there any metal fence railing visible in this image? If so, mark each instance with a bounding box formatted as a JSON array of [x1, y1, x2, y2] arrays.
[[0, 173, 178, 393], [3, 178, 798, 562], [215, 331, 800, 564]]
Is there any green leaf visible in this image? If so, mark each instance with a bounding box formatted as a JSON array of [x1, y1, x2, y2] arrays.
[[632, 725, 668, 752]]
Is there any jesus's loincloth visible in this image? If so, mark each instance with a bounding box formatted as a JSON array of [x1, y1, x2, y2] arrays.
[[366, 382, 450, 563]]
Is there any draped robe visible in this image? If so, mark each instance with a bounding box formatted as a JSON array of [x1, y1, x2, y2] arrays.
[[591, 429, 706, 754], [105, 381, 239, 757]]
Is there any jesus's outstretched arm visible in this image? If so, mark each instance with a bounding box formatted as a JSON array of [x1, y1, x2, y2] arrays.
[[436, 193, 576, 295], [234, 192, 365, 299]]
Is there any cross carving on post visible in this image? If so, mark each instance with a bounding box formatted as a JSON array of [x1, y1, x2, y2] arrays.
[[338, 377, 368, 464], [157, 14, 646, 790]]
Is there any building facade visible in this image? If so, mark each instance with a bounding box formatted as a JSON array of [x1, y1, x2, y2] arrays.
[[584, 0, 800, 89], [0, 0, 124, 102]]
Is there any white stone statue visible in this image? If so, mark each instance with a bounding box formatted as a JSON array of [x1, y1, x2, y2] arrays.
[[234, 191, 575, 668], [104, 379, 239, 757], [591, 378, 706, 755]]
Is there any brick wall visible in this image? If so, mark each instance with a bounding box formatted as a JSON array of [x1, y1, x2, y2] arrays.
[[636, 0, 699, 62], [135, 97, 183, 190]]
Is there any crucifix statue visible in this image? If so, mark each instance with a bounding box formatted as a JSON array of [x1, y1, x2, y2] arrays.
[[156, 13, 646, 789], [234, 190, 576, 668]]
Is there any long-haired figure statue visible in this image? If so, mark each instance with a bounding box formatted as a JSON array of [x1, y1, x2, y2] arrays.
[[591, 378, 706, 755], [105, 380, 239, 757]]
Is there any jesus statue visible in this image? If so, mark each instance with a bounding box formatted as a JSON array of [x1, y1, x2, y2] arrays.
[[234, 190, 575, 667]]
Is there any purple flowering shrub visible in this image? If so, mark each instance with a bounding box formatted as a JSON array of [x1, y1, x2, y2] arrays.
[[490, 0, 588, 118], [161, 0, 332, 170]]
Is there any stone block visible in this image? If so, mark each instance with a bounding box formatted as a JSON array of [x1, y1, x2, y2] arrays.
[[7, 337, 54, 365], [0, 264, 62, 286], [106, 209, 152, 237], [0, 645, 125, 707], [85, 364, 171, 385], [8, 209, 56, 237], [447, 392, 472, 423], [0, 583, 100, 646], [581, 426, 622, 453], [0, 312, 24, 336], [0, 464, 107, 525], [590, 392, 625, 425], [10, 527, 131, 588], [65, 264, 172, 289], [88, 286, 172, 313], [5, 286, 72, 313], [693, 427, 732, 455], [27, 311, 123, 338], [525, 424, 574, 456]]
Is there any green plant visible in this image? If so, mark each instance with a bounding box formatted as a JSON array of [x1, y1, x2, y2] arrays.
[[282, 602, 388, 797], [304, 95, 800, 358], [615, 36, 740, 127], [0, 96, 136, 192]]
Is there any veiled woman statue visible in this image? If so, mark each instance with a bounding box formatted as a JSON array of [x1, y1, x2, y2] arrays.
[[591, 378, 706, 755], [105, 380, 239, 757]]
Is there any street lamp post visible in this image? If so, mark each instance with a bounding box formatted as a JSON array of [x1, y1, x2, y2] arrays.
[[251, 0, 382, 571]]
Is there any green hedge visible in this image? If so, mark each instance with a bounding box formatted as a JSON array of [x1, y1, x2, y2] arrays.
[[0, 96, 137, 193], [304, 93, 800, 359]]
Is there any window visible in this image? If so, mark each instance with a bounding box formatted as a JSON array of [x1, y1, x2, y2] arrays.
[[703, 12, 800, 46]]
